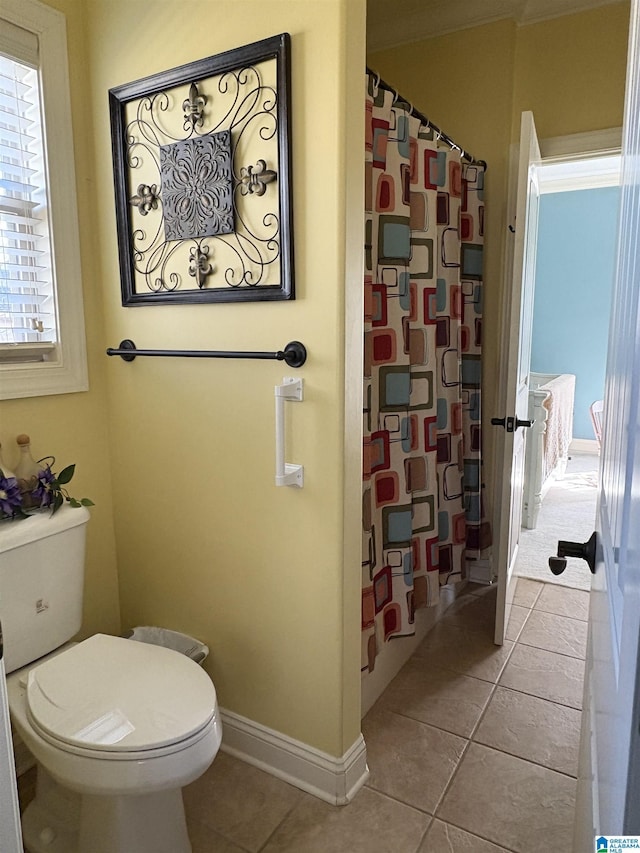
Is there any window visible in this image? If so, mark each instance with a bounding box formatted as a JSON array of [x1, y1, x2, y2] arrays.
[[0, 0, 87, 399], [0, 47, 54, 352]]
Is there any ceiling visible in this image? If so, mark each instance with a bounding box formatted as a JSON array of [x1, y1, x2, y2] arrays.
[[367, 0, 625, 52]]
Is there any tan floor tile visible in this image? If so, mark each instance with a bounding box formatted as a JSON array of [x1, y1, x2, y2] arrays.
[[415, 622, 514, 684], [474, 686, 582, 776], [442, 589, 496, 631], [513, 578, 544, 608], [505, 604, 530, 641], [465, 583, 497, 598], [375, 657, 493, 737], [261, 787, 430, 853], [188, 820, 250, 853], [535, 583, 590, 621], [437, 743, 576, 853], [519, 610, 588, 659], [499, 644, 585, 709], [183, 752, 302, 852], [418, 819, 512, 852], [362, 708, 467, 813]]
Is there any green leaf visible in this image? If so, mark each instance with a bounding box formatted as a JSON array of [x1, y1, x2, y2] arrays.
[[56, 464, 75, 485], [69, 498, 81, 508], [80, 498, 95, 506], [51, 493, 64, 515]]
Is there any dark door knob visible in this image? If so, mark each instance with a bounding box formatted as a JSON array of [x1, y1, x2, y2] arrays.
[[549, 532, 597, 575], [491, 416, 533, 432]]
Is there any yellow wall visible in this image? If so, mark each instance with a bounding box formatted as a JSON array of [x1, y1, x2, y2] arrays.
[[2, 0, 364, 760], [82, 0, 365, 757], [0, 0, 121, 642], [368, 3, 630, 518], [513, 6, 629, 141]]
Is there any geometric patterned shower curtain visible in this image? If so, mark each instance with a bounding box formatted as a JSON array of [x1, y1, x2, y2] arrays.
[[362, 73, 492, 673]]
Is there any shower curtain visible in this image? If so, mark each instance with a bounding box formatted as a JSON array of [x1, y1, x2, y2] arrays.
[[362, 74, 491, 672]]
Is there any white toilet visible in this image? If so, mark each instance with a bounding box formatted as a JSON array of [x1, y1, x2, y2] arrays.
[[0, 505, 222, 853]]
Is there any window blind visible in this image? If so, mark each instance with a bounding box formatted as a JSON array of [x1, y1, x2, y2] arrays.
[[0, 22, 57, 354]]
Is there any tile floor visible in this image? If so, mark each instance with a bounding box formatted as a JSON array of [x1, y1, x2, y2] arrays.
[[18, 578, 588, 853]]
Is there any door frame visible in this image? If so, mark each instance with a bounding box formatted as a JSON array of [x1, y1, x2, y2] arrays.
[[492, 111, 542, 645], [491, 125, 622, 601], [0, 657, 23, 853]]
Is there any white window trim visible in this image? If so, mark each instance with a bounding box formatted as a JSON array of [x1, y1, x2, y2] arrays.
[[0, 0, 88, 400]]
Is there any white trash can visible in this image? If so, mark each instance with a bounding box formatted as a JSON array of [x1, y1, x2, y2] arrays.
[[126, 626, 209, 665]]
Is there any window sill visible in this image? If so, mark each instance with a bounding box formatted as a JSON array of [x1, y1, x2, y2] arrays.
[[0, 344, 88, 400], [0, 343, 57, 364]]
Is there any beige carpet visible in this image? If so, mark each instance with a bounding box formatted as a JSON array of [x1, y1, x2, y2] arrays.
[[515, 452, 598, 591]]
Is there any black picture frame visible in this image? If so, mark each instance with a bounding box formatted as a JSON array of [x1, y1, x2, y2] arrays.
[[108, 33, 294, 306]]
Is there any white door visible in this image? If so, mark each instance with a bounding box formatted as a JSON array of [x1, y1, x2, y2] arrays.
[[493, 112, 540, 644], [574, 0, 640, 842], [0, 622, 24, 853]]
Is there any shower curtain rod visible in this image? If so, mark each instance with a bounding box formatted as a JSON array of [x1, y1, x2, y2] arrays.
[[366, 67, 485, 168]]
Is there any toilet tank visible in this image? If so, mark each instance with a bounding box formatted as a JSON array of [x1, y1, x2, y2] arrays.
[[0, 505, 89, 674]]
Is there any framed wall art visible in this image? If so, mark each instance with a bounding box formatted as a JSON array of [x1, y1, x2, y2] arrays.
[[108, 33, 294, 305]]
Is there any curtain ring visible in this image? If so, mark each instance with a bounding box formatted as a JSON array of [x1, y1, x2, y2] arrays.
[[371, 72, 380, 94]]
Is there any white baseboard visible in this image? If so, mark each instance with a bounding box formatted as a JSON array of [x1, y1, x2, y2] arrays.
[[570, 438, 599, 454], [219, 708, 369, 806]]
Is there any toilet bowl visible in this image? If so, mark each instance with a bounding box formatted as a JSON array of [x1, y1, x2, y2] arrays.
[[0, 505, 222, 852], [7, 634, 222, 853]]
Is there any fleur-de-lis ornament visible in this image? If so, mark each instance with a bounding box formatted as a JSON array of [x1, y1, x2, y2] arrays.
[[129, 183, 159, 215], [188, 243, 213, 288], [239, 160, 277, 196], [182, 82, 207, 132]]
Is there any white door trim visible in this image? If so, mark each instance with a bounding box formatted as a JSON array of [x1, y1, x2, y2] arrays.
[[0, 659, 23, 853], [539, 127, 622, 159]]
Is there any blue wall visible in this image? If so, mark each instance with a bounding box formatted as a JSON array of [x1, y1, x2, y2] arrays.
[[531, 186, 620, 439]]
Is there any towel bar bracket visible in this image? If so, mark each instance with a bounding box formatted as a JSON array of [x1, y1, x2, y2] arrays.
[[115, 339, 137, 362]]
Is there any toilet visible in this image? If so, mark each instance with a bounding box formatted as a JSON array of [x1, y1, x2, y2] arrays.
[[0, 505, 222, 853]]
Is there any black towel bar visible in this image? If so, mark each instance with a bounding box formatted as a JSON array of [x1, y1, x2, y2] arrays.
[[106, 339, 307, 368]]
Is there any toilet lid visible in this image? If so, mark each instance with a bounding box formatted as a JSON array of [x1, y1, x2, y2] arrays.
[[26, 634, 217, 753]]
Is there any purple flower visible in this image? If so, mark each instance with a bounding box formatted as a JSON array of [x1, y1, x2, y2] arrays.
[[32, 465, 56, 509], [0, 474, 23, 517]]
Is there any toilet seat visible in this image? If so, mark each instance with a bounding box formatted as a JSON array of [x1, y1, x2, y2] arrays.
[[26, 634, 217, 757]]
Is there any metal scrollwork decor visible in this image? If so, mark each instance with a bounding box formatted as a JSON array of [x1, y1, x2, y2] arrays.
[[108, 34, 294, 305]]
